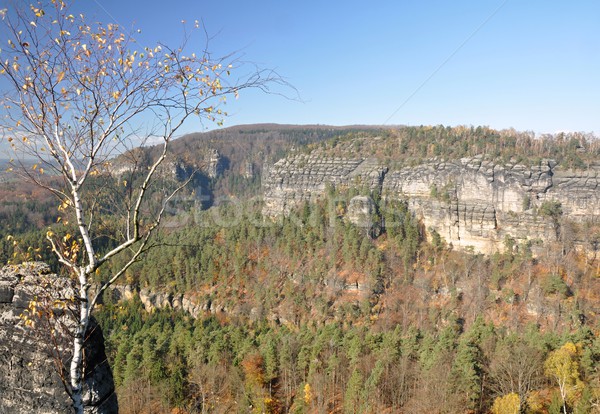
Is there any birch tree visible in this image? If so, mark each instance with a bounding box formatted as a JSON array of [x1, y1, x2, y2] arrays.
[[0, 1, 280, 412], [544, 342, 583, 414]]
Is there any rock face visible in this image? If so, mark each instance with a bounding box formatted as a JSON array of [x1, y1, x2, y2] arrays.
[[206, 148, 224, 178], [262, 153, 600, 253], [0, 263, 118, 414], [243, 160, 255, 179], [106, 285, 226, 318], [347, 196, 376, 227], [262, 154, 387, 216], [346, 196, 380, 236]]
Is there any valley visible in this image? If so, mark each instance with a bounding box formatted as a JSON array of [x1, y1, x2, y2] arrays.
[[2, 124, 599, 413]]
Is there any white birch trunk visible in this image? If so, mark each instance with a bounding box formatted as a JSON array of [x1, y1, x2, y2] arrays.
[[70, 267, 90, 414], [70, 182, 95, 414]]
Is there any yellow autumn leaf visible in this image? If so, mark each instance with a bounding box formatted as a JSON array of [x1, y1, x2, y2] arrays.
[[57, 71, 65, 82]]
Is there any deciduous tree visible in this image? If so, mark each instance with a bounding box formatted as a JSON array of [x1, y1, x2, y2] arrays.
[[488, 339, 544, 413], [544, 342, 583, 414], [0, 1, 280, 412], [491, 393, 521, 414]]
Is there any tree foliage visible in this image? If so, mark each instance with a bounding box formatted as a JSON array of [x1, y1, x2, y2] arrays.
[[544, 342, 584, 414], [0, 1, 278, 411], [491, 393, 520, 414]]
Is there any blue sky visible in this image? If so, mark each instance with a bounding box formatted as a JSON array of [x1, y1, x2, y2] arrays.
[[19, 1, 600, 135]]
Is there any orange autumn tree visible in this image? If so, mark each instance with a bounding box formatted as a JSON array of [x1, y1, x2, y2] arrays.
[[0, 1, 280, 412]]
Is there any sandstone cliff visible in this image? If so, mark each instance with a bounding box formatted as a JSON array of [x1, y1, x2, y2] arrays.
[[104, 284, 229, 318], [263, 152, 600, 253], [0, 263, 118, 414], [262, 154, 387, 216]]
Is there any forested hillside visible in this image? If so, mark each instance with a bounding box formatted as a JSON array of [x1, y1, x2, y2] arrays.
[[1, 124, 599, 413], [134, 124, 386, 201], [307, 125, 599, 168]]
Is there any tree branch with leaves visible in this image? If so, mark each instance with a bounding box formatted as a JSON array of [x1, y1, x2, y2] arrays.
[[0, 1, 284, 412]]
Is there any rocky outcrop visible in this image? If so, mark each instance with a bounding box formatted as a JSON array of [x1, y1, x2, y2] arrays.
[[385, 157, 599, 252], [0, 263, 118, 414], [262, 153, 600, 254], [262, 154, 387, 216], [105, 284, 227, 318], [242, 161, 255, 179], [206, 149, 224, 178], [346, 196, 381, 236]]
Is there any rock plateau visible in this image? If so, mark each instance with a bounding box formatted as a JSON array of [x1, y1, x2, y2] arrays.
[[262, 153, 600, 253]]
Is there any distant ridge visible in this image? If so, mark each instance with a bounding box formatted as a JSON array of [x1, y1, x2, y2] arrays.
[[210, 123, 405, 132]]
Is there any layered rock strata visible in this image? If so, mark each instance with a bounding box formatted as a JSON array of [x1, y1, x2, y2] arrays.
[[263, 153, 600, 253], [262, 154, 387, 216]]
